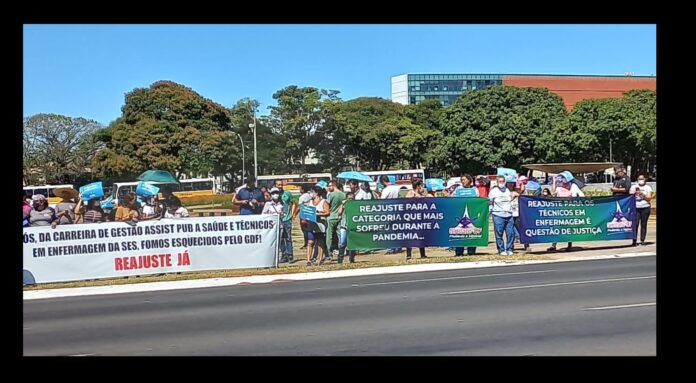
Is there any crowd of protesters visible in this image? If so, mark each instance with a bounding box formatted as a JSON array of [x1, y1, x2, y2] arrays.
[[24, 166, 653, 266]]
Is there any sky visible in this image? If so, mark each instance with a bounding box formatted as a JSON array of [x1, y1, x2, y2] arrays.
[[24, 24, 656, 126]]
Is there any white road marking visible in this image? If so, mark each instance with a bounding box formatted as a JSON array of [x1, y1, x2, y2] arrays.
[[441, 276, 656, 295], [583, 302, 656, 311], [352, 270, 557, 287]]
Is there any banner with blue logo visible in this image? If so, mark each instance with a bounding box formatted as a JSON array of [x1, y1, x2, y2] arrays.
[[518, 195, 636, 243], [345, 197, 489, 249]]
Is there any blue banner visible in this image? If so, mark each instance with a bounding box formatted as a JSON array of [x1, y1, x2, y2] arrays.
[[79, 182, 103, 201], [518, 195, 636, 244], [299, 204, 317, 222], [136, 182, 160, 196]]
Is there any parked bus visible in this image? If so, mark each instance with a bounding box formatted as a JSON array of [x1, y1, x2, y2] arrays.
[[111, 178, 217, 205], [256, 173, 332, 195], [23, 184, 75, 207], [342, 169, 425, 192]]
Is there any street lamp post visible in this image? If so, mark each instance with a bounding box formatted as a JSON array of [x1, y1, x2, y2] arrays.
[[234, 132, 245, 186], [249, 104, 258, 187]]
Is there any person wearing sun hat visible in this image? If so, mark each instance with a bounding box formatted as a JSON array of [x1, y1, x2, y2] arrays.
[[53, 187, 79, 224]]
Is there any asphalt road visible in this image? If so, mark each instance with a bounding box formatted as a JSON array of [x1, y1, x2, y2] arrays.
[[24, 256, 656, 356]]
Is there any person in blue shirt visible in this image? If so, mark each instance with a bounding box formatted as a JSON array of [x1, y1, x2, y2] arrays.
[[233, 176, 265, 215]]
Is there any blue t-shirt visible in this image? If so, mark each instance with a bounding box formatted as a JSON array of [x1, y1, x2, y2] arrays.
[[237, 187, 265, 215]]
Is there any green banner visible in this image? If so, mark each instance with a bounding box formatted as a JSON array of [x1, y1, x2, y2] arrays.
[[345, 197, 489, 250]]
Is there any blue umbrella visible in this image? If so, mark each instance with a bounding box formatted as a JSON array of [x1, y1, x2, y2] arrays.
[[337, 171, 372, 182], [137, 170, 178, 184]]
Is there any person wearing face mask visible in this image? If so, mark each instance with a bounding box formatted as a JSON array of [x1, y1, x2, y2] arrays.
[[404, 179, 428, 260], [631, 174, 653, 246], [29, 194, 60, 228], [489, 175, 516, 256], [263, 187, 294, 262], [548, 174, 584, 252], [297, 184, 314, 250], [306, 186, 330, 266]]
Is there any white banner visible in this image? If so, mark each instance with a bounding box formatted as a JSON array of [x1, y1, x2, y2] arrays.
[[23, 214, 280, 284]]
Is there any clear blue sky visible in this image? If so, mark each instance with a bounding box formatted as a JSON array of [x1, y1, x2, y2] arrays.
[[24, 24, 656, 126]]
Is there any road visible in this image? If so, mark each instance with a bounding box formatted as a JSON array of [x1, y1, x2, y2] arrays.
[[24, 256, 656, 355]]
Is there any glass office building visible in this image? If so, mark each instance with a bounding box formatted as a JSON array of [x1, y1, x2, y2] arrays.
[[391, 74, 503, 106]]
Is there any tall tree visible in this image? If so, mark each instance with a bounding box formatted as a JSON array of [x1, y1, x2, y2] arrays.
[[268, 86, 339, 172], [321, 97, 407, 170], [23, 114, 103, 185], [91, 81, 240, 181], [431, 86, 568, 175]]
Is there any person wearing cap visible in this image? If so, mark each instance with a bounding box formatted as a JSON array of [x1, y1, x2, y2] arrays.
[[611, 167, 631, 196], [262, 187, 291, 262], [28, 194, 59, 228]]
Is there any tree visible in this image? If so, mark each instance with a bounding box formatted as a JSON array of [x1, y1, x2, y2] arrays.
[[320, 97, 408, 170], [430, 86, 568, 175], [568, 90, 656, 178], [91, 81, 240, 181], [23, 114, 103, 185], [268, 86, 339, 172]]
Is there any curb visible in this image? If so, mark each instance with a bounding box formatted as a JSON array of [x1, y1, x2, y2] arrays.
[[23, 251, 656, 301]]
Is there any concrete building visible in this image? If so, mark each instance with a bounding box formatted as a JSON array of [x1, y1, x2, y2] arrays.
[[391, 73, 656, 110]]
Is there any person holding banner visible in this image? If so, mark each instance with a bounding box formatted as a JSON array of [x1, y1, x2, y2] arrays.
[[263, 187, 293, 263], [452, 174, 479, 256], [28, 194, 59, 228], [547, 174, 585, 251], [404, 179, 428, 260], [489, 175, 515, 256], [336, 191, 355, 263], [631, 174, 653, 246], [306, 186, 330, 266], [75, 193, 105, 223], [115, 193, 140, 222]]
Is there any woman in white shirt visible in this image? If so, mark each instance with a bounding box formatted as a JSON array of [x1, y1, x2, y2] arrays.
[[631, 174, 653, 246]]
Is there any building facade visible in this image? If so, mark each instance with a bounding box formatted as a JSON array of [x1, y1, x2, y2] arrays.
[[391, 73, 656, 110]]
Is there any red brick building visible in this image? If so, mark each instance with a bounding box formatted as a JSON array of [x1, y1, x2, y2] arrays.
[[502, 75, 656, 110]]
